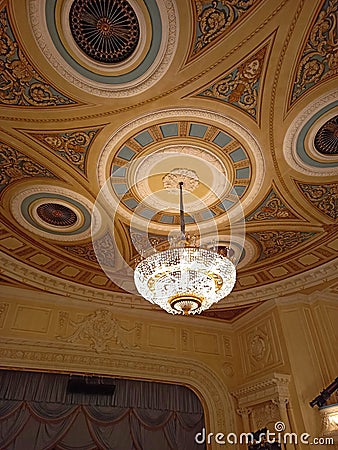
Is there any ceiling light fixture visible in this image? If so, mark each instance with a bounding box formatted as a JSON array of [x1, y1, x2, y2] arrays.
[[134, 176, 236, 315]]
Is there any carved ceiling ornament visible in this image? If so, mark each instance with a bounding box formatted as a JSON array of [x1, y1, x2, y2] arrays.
[[251, 230, 316, 261], [64, 241, 98, 264], [314, 115, 338, 156], [57, 308, 142, 352], [98, 107, 265, 232], [191, 0, 261, 58], [10, 185, 100, 242], [296, 181, 338, 220], [198, 44, 268, 120], [162, 168, 200, 192], [245, 189, 298, 222], [0, 142, 56, 193], [0, 251, 337, 309], [28, 0, 178, 97], [291, 0, 338, 104], [27, 129, 100, 175], [69, 0, 140, 64], [0, 8, 74, 106], [283, 90, 338, 176]]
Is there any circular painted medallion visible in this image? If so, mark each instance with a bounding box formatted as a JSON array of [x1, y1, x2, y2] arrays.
[[36, 203, 78, 227], [69, 0, 140, 64], [314, 115, 338, 155]]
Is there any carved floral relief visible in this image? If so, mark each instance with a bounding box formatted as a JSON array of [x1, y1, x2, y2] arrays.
[[198, 45, 267, 118], [292, 0, 337, 103], [0, 8, 74, 106], [57, 309, 142, 352], [30, 130, 99, 174], [0, 142, 55, 192]]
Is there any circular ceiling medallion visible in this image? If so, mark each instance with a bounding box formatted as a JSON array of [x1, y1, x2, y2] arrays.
[[97, 108, 264, 234], [10, 185, 100, 242], [314, 115, 338, 155], [28, 0, 178, 96], [162, 168, 199, 192], [283, 91, 338, 175], [36, 203, 78, 227], [69, 0, 140, 64]]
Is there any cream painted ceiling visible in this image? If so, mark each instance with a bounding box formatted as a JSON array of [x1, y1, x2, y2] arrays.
[[0, 0, 337, 321]]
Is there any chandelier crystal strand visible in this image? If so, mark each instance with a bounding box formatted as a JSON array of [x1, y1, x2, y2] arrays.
[[134, 177, 236, 315]]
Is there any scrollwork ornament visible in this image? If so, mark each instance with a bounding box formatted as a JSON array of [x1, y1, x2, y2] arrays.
[[200, 46, 267, 118], [0, 8, 73, 106], [223, 362, 234, 377], [193, 0, 257, 54], [32, 130, 98, 174], [249, 334, 266, 361], [298, 182, 338, 220], [246, 190, 296, 221], [292, 0, 338, 102], [57, 309, 142, 352], [251, 230, 315, 260], [0, 142, 55, 192]]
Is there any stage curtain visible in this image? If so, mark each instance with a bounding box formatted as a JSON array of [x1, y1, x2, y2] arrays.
[[0, 370, 205, 450]]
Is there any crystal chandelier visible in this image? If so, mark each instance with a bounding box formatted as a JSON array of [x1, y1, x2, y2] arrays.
[[134, 177, 236, 315]]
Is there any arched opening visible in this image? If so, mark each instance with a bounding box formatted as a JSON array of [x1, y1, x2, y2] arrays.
[[0, 369, 207, 449]]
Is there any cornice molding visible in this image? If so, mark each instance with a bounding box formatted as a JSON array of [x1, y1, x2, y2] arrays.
[[232, 372, 291, 407], [0, 251, 337, 309]]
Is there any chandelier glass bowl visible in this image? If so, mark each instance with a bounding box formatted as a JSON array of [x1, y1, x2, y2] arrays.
[[133, 174, 237, 315], [134, 245, 236, 315]]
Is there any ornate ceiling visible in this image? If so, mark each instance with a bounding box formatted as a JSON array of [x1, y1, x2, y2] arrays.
[[0, 0, 337, 321]]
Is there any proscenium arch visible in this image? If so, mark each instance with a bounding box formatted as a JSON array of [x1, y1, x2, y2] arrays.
[[0, 346, 237, 449]]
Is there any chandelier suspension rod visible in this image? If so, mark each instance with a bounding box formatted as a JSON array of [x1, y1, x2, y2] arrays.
[[179, 181, 186, 237]]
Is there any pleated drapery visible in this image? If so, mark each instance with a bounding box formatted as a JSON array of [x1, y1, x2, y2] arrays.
[[0, 370, 206, 450]]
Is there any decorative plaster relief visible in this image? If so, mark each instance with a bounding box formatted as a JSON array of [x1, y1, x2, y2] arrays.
[[27, 129, 100, 175], [296, 181, 338, 220], [190, 0, 262, 58], [0, 345, 235, 434], [223, 336, 232, 357], [240, 316, 283, 376], [28, 0, 178, 97], [0, 7, 74, 106], [291, 1, 338, 103], [232, 373, 291, 408], [245, 189, 299, 221], [56, 308, 142, 352], [1, 250, 338, 309], [252, 400, 281, 429], [0, 142, 55, 193], [0, 303, 9, 328], [223, 362, 234, 378], [197, 43, 269, 120], [180, 329, 191, 351]]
